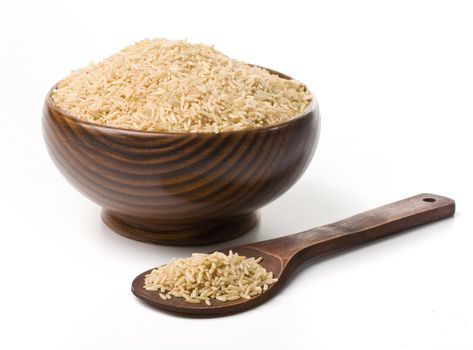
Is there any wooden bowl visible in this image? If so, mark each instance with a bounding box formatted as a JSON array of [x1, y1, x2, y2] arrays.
[[42, 69, 320, 245]]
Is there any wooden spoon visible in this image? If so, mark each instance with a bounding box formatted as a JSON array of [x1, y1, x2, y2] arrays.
[[132, 193, 455, 316]]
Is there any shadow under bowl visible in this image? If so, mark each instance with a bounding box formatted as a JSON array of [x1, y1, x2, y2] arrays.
[[42, 68, 320, 245]]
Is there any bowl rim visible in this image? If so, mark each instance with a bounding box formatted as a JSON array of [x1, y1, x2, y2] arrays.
[[46, 67, 318, 136]]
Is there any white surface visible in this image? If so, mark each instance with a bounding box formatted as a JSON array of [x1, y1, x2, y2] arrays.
[[0, 0, 472, 349]]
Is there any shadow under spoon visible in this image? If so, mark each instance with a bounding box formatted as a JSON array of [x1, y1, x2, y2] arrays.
[[132, 193, 455, 316]]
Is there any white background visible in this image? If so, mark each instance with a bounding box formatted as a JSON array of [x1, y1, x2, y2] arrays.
[[0, 0, 472, 349]]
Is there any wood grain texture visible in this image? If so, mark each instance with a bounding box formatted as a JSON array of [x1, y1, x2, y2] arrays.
[[42, 68, 320, 245], [132, 193, 455, 316]]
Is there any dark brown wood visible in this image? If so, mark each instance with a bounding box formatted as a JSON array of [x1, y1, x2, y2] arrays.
[[42, 68, 320, 245], [132, 193, 455, 316]]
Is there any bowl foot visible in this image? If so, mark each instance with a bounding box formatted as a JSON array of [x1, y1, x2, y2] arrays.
[[101, 210, 259, 246]]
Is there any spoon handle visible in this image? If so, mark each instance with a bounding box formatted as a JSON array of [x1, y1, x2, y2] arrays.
[[251, 193, 455, 267]]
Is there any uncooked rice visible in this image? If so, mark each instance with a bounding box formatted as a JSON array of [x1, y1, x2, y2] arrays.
[[51, 38, 312, 133], [144, 251, 278, 305]]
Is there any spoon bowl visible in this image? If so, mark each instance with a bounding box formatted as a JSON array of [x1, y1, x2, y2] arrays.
[[132, 193, 455, 316], [132, 247, 284, 315]]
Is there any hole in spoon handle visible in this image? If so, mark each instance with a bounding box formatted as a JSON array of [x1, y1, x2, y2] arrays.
[[289, 193, 455, 261]]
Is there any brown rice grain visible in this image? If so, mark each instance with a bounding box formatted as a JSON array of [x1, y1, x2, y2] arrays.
[[52, 38, 311, 133]]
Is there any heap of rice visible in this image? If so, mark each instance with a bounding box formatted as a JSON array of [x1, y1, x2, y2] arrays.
[[51, 38, 312, 133], [144, 251, 277, 305]]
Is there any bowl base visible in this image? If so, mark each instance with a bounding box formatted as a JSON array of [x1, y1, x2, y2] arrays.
[[101, 210, 259, 246]]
